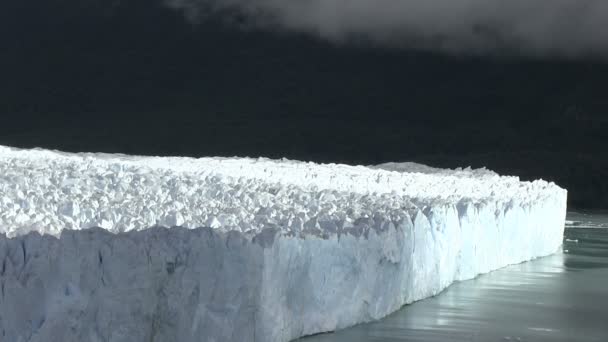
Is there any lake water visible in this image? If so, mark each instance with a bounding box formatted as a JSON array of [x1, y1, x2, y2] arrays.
[[299, 211, 608, 342]]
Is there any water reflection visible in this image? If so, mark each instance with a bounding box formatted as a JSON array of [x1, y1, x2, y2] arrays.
[[299, 217, 608, 342]]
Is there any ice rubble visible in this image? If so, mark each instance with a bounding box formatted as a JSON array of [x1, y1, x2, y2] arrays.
[[0, 145, 567, 342]]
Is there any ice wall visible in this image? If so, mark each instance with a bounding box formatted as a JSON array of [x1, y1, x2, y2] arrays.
[[0, 146, 567, 342]]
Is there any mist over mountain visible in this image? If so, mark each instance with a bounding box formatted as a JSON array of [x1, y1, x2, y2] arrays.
[[1, 0, 607, 208], [166, 0, 608, 59]]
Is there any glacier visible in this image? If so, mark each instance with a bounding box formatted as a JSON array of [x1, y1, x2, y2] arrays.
[[0, 145, 567, 342]]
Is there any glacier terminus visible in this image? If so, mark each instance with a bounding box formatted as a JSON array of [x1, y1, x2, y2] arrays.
[[0, 146, 567, 342]]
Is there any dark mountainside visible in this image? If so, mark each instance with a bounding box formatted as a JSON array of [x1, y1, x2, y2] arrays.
[[1, 1, 607, 208]]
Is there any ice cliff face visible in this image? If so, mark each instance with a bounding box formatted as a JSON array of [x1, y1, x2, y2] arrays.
[[0, 146, 567, 342]]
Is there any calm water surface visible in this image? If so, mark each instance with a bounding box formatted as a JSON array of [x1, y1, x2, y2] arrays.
[[300, 212, 608, 342]]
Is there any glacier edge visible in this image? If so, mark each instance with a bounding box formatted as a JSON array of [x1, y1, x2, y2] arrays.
[[0, 194, 566, 342]]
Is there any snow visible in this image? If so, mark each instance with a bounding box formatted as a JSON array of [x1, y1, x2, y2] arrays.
[[0, 145, 567, 342]]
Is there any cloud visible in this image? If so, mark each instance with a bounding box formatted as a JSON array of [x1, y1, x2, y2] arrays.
[[164, 0, 608, 59]]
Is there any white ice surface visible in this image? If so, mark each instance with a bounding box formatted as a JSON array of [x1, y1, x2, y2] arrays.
[[0, 146, 567, 342], [0, 145, 561, 237]]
